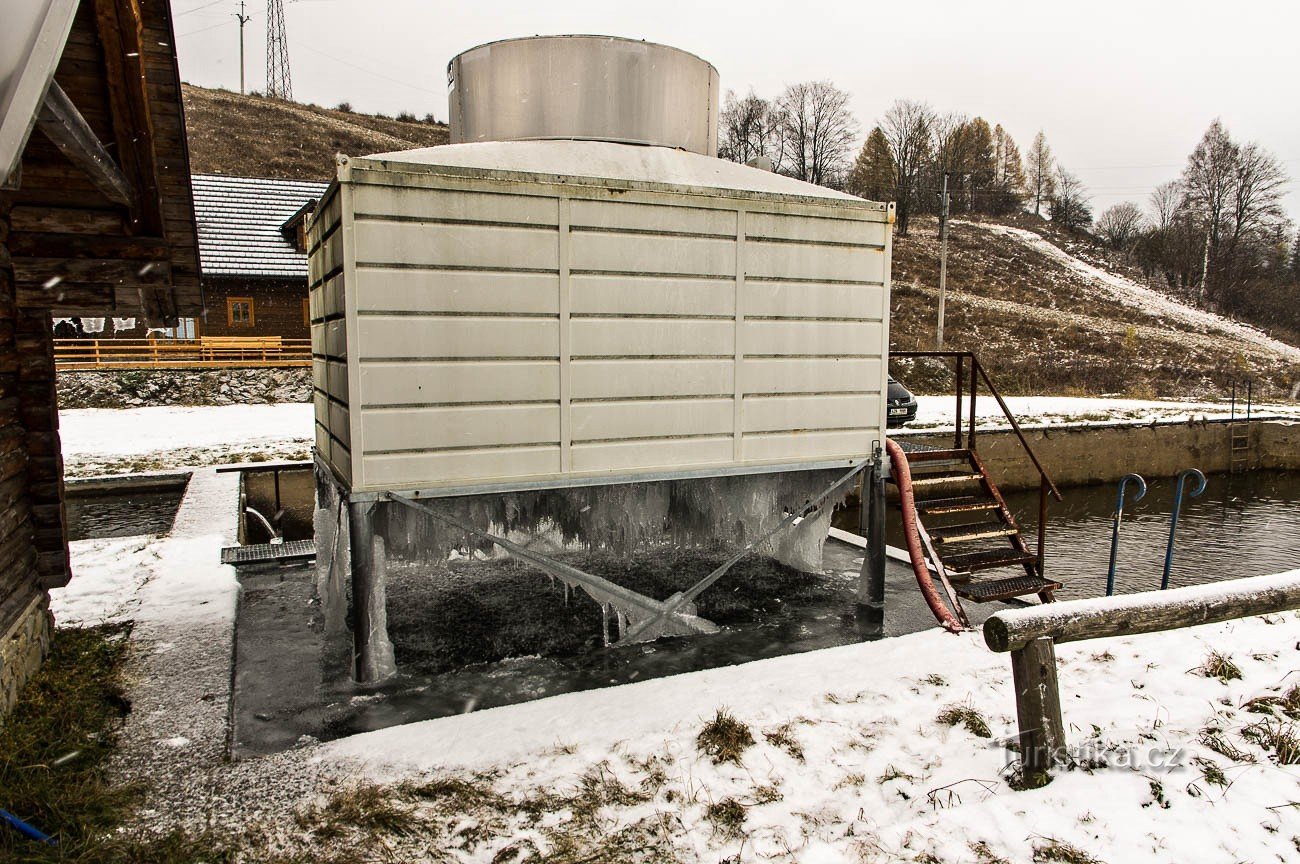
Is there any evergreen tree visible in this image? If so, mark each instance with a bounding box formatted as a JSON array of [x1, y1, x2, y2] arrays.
[[846, 127, 896, 202], [990, 124, 1026, 214]]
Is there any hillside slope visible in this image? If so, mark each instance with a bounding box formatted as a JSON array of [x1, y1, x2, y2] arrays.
[[177, 87, 1296, 399], [181, 84, 448, 180], [889, 216, 1300, 399]]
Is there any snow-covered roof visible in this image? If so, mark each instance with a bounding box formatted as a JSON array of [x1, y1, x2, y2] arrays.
[[192, 174, 329, 278], [359, 140, 868, 204]]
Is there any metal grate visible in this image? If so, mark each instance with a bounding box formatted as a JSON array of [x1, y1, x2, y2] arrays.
[[220, 539, 315, 566], [956, 575, 1060, 603]]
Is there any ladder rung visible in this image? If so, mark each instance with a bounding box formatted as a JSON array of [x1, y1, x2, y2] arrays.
[[913, 496, 1000, 516], [942, 549, 1038, 574], [909, 472, 982, 488], [930, 522, 1018, 545], [956, 574, 1061, 603]]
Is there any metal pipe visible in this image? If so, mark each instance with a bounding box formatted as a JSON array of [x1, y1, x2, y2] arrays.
[[1162, 468, 1207, 590], [969, 355, 978, 450], [885, 438, 964, 633], [954, 355, 964, 451], [1105, 473, 1147, 596], [858, 444, 886, 628]]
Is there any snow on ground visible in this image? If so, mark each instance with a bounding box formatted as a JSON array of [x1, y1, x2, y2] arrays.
[[59, 402, 312, 476], [968, 221, 1300, 362], [48, 457, 1300, 861], [907, 394, 1300, 432], [56, 397, 1300, 478], [319, 592, 1300, 863]]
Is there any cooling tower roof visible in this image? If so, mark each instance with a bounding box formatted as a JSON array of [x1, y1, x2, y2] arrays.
[[357, 140, 870, 205]]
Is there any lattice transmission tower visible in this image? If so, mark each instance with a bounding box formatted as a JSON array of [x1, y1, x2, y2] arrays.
[[265, 0, 292, 100]]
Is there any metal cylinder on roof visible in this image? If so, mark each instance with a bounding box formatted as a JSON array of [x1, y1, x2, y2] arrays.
[[447, 35, 720, 156]]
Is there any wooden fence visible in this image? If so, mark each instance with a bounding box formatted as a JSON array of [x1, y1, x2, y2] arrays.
[[53, 337, 311, 369], [983, 571, 1300, 788]]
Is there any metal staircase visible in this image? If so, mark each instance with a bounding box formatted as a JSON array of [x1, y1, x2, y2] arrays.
[[891, 351, 1066, 623], [898, 447, 1060, 607]]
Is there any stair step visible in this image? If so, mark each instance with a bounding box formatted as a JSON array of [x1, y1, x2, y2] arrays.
[[930, 522, 1018, 545], [904, 448, 972, 463], [913, 496, 1000, 516], [956, 574, 1062, 603], [942, 549, 1038, 574], [909, 472, 983, 488]]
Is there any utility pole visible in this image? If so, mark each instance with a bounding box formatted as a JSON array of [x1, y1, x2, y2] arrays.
[[235, 1, 251, 95], [936, 171, 950, 350], [266, 0, 293, 100]]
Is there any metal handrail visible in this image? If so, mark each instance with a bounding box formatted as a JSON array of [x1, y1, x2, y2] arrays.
[[893, 350, 1063, 578]]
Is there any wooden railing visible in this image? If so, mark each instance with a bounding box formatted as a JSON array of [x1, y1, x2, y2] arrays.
[[53, 337, 312, 369]]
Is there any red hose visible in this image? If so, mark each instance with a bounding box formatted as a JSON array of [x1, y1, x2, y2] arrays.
[[885, 438, 964, 633]]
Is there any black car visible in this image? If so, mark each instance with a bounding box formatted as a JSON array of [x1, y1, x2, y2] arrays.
[[886, 375, 918, 428]]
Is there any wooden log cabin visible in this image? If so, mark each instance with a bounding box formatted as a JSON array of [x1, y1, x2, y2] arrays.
[[0, 0, 200, 714]]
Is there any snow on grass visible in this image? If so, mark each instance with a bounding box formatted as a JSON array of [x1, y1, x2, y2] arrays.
[[967, 221, 1300, 361], [316, 596, 1300, 863], [59, 403, 313, 476]]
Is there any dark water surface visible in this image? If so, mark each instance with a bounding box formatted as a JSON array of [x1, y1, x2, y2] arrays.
[[66, 480, 187, 540]]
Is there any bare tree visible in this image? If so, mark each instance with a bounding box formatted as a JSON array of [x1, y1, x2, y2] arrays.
[[1025, 131, 1055, 217], [879, 99, 935, 236], [718, 89, 785, 170], [1148, 181, 1183, 232], [1049, 166, 1091, 231], [776, 80, 859, 187], [1096, 202, 1145, 250]]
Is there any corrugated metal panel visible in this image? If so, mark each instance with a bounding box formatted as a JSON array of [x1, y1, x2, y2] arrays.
[[192, 174, 328, 277], [313, 145, 892, 494]]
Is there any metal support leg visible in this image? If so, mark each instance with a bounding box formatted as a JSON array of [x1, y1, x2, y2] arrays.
[[349, 500, 396, 684], [858, 450, 886, 630]]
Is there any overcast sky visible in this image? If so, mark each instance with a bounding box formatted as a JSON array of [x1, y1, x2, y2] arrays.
[[173, 0, 1300, 221]]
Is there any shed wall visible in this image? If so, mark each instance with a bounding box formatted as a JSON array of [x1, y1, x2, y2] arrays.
[[313, 161, 892, 494]]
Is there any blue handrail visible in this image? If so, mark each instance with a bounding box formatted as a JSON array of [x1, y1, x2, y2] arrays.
[[1162, 468, 1207, 590], [0, 808, 55, 844], [1105, 473, 1147, 596]]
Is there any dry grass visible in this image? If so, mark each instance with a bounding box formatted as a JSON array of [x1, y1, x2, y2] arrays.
[[937, 703, 993, 739], [1032, 838, 1106, 864], [1242, 719, 1300, 765], [1197, 651, 1244, 684], [704, 797, 747, 839], [182, 84, 448, 181], [762, 722, 805, 762], [697, 709, 756, 765]]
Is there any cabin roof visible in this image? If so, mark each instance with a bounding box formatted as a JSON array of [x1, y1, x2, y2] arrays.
[[192, 174, 327, 278]]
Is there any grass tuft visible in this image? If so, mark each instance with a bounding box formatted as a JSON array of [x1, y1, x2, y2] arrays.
[[1241, 719, 1300, 765], [704, 797, 746, 839], [970, 840, 1012, 864], [696, 709, 755, 765], [762, 722, 805, 762], [1197, 650, 1242, 683], [937, 703, 993, 738], [1032, 838, 1105, 864], [1192, 756, 1227, 787]]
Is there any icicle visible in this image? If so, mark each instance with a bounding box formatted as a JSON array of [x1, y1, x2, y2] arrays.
[[601, 602, 611, 648], [564, 582, 571, 606]]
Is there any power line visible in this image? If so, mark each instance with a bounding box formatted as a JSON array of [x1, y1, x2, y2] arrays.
[[295, 43, 443, 96], [178, 18, 235, 38], [175, 0, 228, 17]]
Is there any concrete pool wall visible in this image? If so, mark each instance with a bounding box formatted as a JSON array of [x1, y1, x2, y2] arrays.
[[892, 418, 1299, 491]]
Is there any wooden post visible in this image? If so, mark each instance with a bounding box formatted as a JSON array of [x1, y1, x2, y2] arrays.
[[1009, 636, 1065, 788], [348, 500, 396, 684]]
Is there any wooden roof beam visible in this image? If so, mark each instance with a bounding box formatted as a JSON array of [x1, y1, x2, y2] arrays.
[[34, 79, 132, 207]]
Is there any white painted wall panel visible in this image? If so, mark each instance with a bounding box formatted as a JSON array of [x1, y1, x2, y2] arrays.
[[747, 240, 884, 283], [570, 318, 733, 358], [746, 212, 884, 246], [327, 361, 348, 402], [571, 232, 734, 277], [571, 274, 733, 317], [744, 320, 884, 357], [572, 398, 733, 442], [743, 394, 881, 433], [570, 199, 735, 235], [324, 319, 347, 359], [740, 358, 881, 394], [363, 446, 561, 488], [353, 185, 558, 225], [570, 436, 733, 473], [362, 404, 559, 451], [744, 281, 884, 321], [354, 268, 558, 315], [571, 359, 733, 399], [356, 316, 559, 359], [360, 360, 559, 406], [741, 430, 873, 462], [354, 221, 559, 270]]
